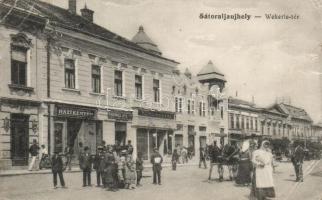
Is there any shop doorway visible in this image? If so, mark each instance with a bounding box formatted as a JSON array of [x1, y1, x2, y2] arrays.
[[115, 122, 126, 146], [199, 136, 207, 148], [11, 114, 29, 166]]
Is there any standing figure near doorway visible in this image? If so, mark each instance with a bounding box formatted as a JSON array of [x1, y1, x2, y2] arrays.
[[28, 139, 40, 171], [52, 151, 66, 189], [79, 146, 92, 187], [151, 148, 163, 185]]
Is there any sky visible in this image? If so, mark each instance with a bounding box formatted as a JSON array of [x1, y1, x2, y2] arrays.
[[44, 0, 322, 123]]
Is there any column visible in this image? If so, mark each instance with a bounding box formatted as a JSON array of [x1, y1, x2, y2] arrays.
[[103, 121, 115, 145]]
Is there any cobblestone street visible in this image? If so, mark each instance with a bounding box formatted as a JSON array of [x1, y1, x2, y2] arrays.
[[0, 160, 321, 200]]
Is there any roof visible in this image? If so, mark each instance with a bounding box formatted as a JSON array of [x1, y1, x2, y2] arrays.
[[1, 0, 177, 63], [132, 26, 161, 55], [197, 60, 224, 76], [277, 103, 312, 122], [197, 60, 225, 81], [228, 97, 255, 107]]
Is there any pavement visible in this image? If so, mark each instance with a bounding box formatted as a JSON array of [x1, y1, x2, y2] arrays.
[[0, 160, 321, 200]]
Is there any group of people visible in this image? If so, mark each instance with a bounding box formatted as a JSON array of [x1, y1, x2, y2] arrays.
[[50, 140, 164, 190], [204, 138, 306, 200]]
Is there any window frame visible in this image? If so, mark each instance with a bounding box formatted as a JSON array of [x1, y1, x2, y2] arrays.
[[11, 46, 28, 86], [135, 74, 143, 100], [64, 58, 76, 89], [114, 70, 123, 97], [91, 65, 101, 93]]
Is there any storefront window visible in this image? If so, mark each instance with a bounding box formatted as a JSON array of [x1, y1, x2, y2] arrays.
[[54, 123, 64, 153]]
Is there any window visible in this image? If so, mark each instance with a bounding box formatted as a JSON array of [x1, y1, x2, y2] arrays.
[[250, 117, 253, 130], [202, 102, 206, 116], [11, 46, 27, 86], [230, 114, 234, 129], [220, 106, 224, 119], [241, 116, 245, 129], [236, 115, 240, 129], [135, 75, 142, 99], [175, 97, 183, 113], [255, 119, 258, 131], [153, 79, 160, 102], [199, 126, 207, 131], [246, 117, 249, 130], [64, 59, 75, 89], [177, 124, 183, 131], [114, 70, 123, 96], [187, 100, 191, 114], [199, 102, 202, 116], [91, 65, 101, 93], [191, 100, 195, 115]]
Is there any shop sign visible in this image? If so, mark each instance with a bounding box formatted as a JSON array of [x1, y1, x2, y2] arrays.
[[108, 109, 133, 121], [55, 104, 96, 119], [137, 108, 175, 120]]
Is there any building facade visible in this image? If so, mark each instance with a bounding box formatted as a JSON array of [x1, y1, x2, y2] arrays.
[[0, 0, 179, 169], [228, 98, 261, 143]]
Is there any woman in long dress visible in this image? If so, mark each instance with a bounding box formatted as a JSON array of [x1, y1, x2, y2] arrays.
[[251, 140, 276, 200], [236, 140, 252, 186]]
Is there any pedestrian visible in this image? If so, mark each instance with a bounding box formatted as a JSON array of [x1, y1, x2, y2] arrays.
[[51, 151, 66, 189], [208, 140, 221, 181], [117, 150, 127, 188], [125, 153, 136, 189], [94, 146, 105, 187], [127, 140, 134, 155], [39, 144, 50, 170], [64, 145, 73, 171], [291, 141, 305, 182], [251, 140, 275, 200], [222, 141, 239, 181], [79, 146, 92, 187], [181, 147, 188, 164], [176, 144, 182, 164], [235, 140, 252, 186], [172, 149, 179, 170], [199, 147, 207, 169], [136, 152, 144, 186], [104, 145, 116, 190], [28, 139, 40, 171], [150, 148, 163, 185]]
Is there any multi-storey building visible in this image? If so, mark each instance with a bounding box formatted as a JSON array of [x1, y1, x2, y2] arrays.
[[228, 97, 261, 142], [273, 103, 313, 141], [0, 0, 179, 169]]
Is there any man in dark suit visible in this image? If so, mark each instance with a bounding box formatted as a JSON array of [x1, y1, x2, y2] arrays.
[[150, 148, 163, 185], [79, 146, 92, 187], [93, 146, 105, 187], [292, 141, 305, 182], [52, 151, 66, 189], [208, 140, 221, 181]]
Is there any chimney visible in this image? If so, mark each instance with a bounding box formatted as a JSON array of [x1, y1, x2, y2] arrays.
[[81, 4, 94, 22], [68, 0, 77, 14]]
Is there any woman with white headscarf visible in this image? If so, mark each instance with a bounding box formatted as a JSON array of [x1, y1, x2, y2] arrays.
[[251, 140, 275, 200], [235, 140, 252, 186]]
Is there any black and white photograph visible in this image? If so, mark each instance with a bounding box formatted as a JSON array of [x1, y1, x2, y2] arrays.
[[0, 0, 322, 199]]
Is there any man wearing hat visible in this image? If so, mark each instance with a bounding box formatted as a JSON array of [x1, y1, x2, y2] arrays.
[[79, 146, 92, 187], [52, 151, 66, 189], [292, 141, 305, 182], [28, 139, 40, 171], [94, 146, 105, 187], [150, 148, 163, 185]]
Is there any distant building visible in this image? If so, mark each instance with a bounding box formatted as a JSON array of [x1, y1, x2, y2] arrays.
[[228, 97, 261, 142]]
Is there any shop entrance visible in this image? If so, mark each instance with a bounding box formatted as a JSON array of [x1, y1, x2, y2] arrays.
[[11, 114, 29, 166], [115, 122, 127, 146]]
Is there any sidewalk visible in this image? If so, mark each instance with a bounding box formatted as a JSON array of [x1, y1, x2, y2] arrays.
[[0, 161, 199, 177]]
